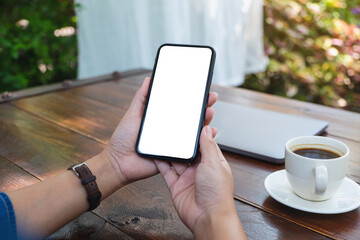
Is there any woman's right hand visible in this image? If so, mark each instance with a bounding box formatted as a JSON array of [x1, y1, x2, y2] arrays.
[[155, 126, 247, 239]]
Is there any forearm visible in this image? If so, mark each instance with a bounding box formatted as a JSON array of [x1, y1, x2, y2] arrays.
[[6, 152, 124, 239], [194, 203, 247, 240]]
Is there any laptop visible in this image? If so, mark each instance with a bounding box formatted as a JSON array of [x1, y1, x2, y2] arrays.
[[211, 101, 328, 164]]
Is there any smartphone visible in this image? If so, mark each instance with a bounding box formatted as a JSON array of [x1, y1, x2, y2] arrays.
[[136, 43, 216, 163]]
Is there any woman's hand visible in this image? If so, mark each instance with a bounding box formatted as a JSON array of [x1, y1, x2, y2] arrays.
[[155, 126, 247, 239]]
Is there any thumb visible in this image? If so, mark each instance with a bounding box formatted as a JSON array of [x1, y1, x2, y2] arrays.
[[126, 77, 151, 117], [199, 126, 221, 164]]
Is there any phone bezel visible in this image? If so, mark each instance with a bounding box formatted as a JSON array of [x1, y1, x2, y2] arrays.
[[135, 43, 216, 163]]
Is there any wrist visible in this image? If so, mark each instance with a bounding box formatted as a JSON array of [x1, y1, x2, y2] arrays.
[[85, 151, 127, 200], [194, 202, 243, 240]]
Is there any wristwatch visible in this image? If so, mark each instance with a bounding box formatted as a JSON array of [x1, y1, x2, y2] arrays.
[[68, 163, 102, 211]]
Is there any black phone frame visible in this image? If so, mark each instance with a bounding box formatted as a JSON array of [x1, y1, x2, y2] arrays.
[[135, 43, 216, 163]]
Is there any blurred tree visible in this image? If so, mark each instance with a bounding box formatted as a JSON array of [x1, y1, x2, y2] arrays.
[[0, 0, 77, 92], [243, 0, 360, 112]]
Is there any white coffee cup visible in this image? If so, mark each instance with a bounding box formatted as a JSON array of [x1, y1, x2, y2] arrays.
[[285, 136, 349, 201]]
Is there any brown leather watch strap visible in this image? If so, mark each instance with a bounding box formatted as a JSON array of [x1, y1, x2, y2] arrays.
[[68, 163, 102, 211]]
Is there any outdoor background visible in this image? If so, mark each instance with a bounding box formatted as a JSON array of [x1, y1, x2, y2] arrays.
[[1, 0, 359, 112]]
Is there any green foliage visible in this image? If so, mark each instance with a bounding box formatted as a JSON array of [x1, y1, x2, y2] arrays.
[[244, 0, 360, 112], [0, 0, 77, 93], [1, 0, 359, 112]]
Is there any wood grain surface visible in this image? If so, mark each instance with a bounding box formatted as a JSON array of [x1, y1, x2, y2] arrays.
[[0, 155, 40, 192], [12, 90, 125, 144], [1, 94, 325, 239], [47, 212, 133, 240], [0, 104, 105, 179], [96, 175, 330, 240], [1, 70, 359, 239], [11, 72, 152, 144]]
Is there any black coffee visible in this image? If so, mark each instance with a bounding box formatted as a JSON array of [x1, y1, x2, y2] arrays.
[[293, 148, 341, 159]]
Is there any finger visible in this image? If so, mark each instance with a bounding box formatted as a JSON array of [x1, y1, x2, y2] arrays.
[[208, 126, 223, 160], [171, 162, 189, 176], [154, 160, 179, 192], [204, 107, 215, 126], [128, 77, 151, 114], [199, 126, 222, 164], [207, 92, 218, 108], [139, 77, 151, 99], [212, 127, 218, 138]]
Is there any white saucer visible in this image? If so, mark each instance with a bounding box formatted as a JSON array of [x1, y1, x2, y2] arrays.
[[264, 170, 360, 214]]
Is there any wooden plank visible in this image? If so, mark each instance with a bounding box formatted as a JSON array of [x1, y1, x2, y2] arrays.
[[234, 198, 331, 240], [12, 90, 126, 144], [57, 71, 151, 111], [11, 72, 152, 144], [0, 104, 104, 179], [95, 175, 193, 239], [211, 85, 360, 142], [95, 174, 329, 240], [227, 152, 360, 240], [0, 155, 40, 192], [68, 80, 140, 111], [10, 73, 151, 145], [47, 212, 133, 240]]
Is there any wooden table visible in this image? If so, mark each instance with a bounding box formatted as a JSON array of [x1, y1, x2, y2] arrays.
[[1, 69, 359, 239]]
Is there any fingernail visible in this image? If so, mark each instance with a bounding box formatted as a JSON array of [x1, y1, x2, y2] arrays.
[[205, 126, 212, 138]]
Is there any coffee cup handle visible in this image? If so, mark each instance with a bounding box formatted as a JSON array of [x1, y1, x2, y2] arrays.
[[315, 166, 328, 195]]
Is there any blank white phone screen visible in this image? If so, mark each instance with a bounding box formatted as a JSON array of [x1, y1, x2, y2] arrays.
[[138, 45, 213, 159]]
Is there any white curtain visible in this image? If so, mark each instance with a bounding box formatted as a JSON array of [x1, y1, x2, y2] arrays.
[[75, 0, 268, 86]]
